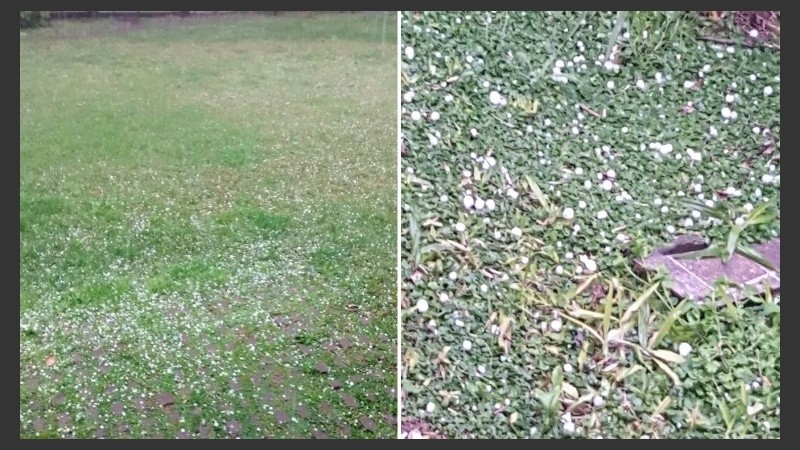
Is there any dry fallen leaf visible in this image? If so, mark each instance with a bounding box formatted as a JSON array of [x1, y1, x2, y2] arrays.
[[45, 355, 56, 367]]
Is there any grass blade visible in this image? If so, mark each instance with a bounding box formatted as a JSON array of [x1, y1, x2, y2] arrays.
[[736, 243, 777, 271], [602, 280, 615, 340], [620, 281, 660, 324], [409, 214, 421, 266], [725, 224, 745, 261], [557, 311, 603, 343], [525, 175, 550, 210], [652, 357, 681, 386], [650, 349, 685, 365], [648, 299, 689, 350]]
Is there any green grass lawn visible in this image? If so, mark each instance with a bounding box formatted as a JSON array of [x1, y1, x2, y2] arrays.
[[400, 11, 779, 439], [20, 12, 397, 439]]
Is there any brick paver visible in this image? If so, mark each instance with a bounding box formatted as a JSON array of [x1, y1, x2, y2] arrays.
[[638, 235, 780, 304]]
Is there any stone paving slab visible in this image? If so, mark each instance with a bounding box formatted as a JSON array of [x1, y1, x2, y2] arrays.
[[638, 235, 780, 304]]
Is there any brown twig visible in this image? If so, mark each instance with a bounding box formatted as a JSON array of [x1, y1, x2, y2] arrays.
[[578, 104, 603, 119], [697, 35, 780, 51]]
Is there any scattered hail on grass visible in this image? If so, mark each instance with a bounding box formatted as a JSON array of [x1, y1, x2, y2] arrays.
[[401, 11, 779, 439], [21, 12, 397, 439]]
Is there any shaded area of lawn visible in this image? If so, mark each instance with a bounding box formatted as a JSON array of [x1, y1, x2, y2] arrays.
[[20, 12, 397, 439], [400, 11, 779, 439]]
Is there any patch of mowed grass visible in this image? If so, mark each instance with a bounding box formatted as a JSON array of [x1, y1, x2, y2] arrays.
[[400, 11, 778, 439], [21, 12, 396, 439]]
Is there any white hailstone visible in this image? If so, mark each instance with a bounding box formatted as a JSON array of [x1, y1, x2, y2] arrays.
[[752, 381, 761, 390], [403, 91, 414, 103], [526, 125, 534, 133], [430, 111, 440, 121], [717, 51, 724, 58], [678, 342, 692, 357], [691, 210, 701, 219], [744, 203, 754, 212], [606, 169, 616, 178], [727, 46, 735, 54], [764, 86, 773, 96], [485, 199, 496, 211], [555, 59, 565, 68], [584, 180, 592, 189], [440, 195, 448, 202], [654, 198, 662, 206], [636, 79, 646, 90], [565, 252, 574, 259], [405, 46, 415, 60], [550, 318, 563, 332], [575, 167, 584, 175], [507, 189, 519, 199], [474, 198, 485, 210], [661, 206, 669, 213], [454, 319, 465, 327], [470, 128, 479, 138], [462, 340, 472, 351], [487, 157, 496, 167], [455, 222, 466, 232], [666, 225, 676, 233], [710, 126, 719, 137], [544, 118, 553, 127], [489, 91, 503, 105], [621, 126, 629, 133], [606, 80, 615, 89], [426, 402, 436, 413], [571, 126, 580, 135], [749, 29, 759, 38], [730, 110, 738, 120], [555, 265, 564, 275], [494, 230, 502, 239], [721, 107, 732, 119], [593, 395, 604, 407], [480, 284, 488, 293], [753, 126, 761, 134], [411, 111, 421, 121], [449, 271, 458, 280], [735, 216, 745, 225], [687, 148, 702, 162], [731, 82, 738, 88], [477, 365, 486, 374], [482, 80, 490, 88], [563, 363, 573, 373], [655, 72, 663, 83], [416, 299, 429, 313], [463, 195, 475, 209], [726, 94, 735, 103], [439, 292, 450, 302], [429, 135, 439, 146], [462, 169, 471, 177], [601, 180, 613, 191], [684, 218, 694, 227], [444, 94, 454, 102], [761, 174, 774, 183], [616, 233, 630, 243], [702, 64, 711, 73], [511, 227, 523, 238], [596, 210, 608, 220], [563, 422, 576, 434], [466, 54, 474, 63], [583, 258, 598, 272], [659, 143, 674, 154], [683, 80, 695, 89], [562, 207, 575, 220]]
